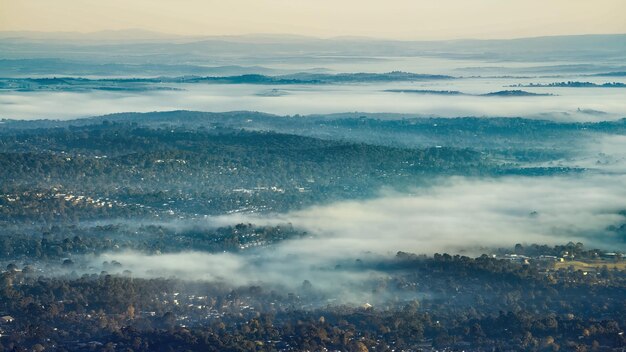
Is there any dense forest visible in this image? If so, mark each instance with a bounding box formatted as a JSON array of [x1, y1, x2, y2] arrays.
[[0, 119, 495, 222], [0, 113, 624, 351], [0, 244, 624, 351]]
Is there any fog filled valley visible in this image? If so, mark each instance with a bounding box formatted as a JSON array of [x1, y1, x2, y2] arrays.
[[0, 31, 625, 351]]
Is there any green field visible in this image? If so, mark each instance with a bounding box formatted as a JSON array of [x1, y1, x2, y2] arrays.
[[553, 260, 626, 271]]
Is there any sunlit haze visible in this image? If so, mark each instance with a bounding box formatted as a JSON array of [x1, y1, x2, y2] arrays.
[[1, 0, 626, 39]]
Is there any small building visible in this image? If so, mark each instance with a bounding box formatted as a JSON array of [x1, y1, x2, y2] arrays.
[[538, 255, 563, 262], [0, 316, 14, 324]]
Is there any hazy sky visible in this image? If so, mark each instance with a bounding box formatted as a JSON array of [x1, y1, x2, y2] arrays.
[[1, 0, 625, 40]]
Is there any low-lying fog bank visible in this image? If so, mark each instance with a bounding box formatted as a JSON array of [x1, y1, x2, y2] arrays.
[[77, 175, 626, 296], [1, 76, 625, 121]]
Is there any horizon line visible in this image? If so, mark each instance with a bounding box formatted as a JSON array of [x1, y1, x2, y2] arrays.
[[1, 28, 626, 43]]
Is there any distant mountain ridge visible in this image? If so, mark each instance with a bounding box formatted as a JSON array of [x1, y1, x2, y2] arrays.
[[2, 32, 625, 63]]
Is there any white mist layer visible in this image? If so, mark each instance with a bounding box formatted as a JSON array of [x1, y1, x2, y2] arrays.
[[94, 175, 626, 290], [1, 76, 625, 121]]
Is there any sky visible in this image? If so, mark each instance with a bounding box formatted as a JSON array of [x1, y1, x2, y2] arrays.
[[1, 0, 625, 40]]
